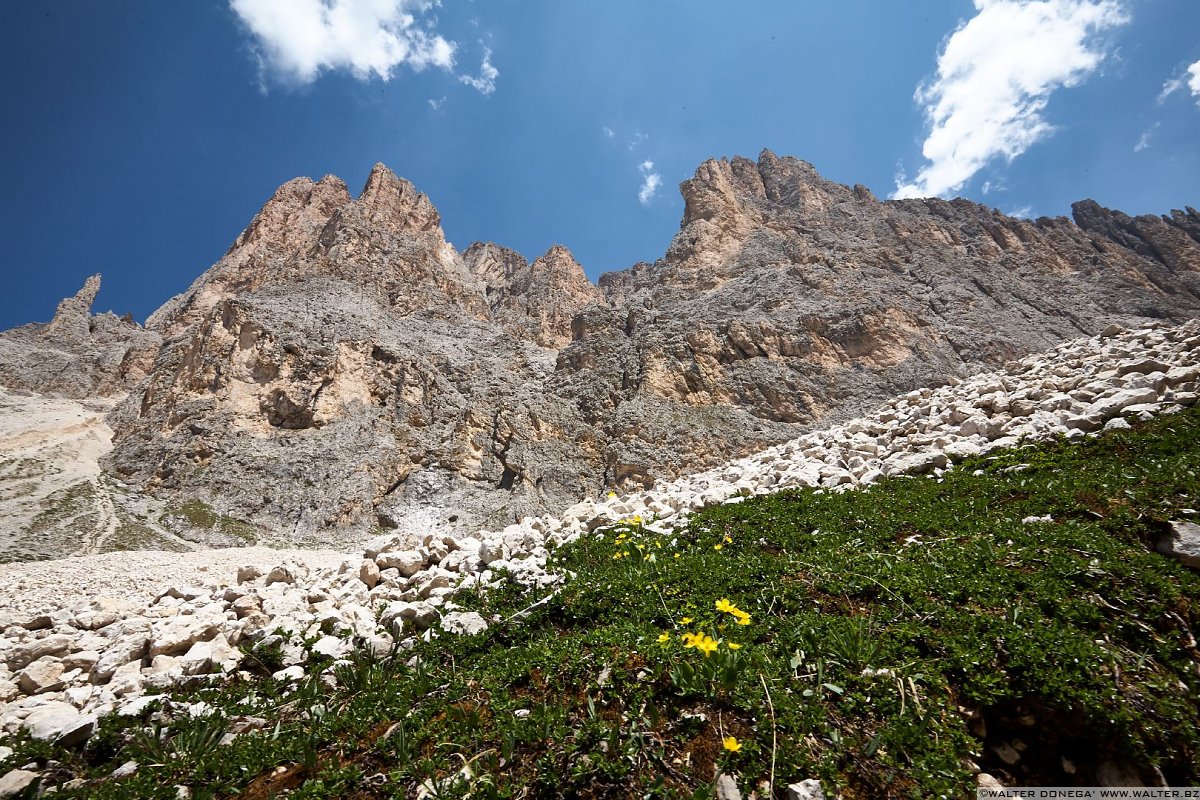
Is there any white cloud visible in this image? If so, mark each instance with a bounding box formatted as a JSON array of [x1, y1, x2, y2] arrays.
[[428, 96, 446, 110], [628, 131, 648, 151], [893, 0, 1129, 200], [1160, 58, 1200, 104], [230, 0, 456, 86], [637, 160, 661, 206], [602, 126, 615, 139], [1133, 122, 1159, 152], [1007, 205, 1034, 219], [459, 46, 498, 94]]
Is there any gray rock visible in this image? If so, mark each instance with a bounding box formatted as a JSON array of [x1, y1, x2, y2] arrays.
[[358, 559, 380, 589], [380, 601, 439, 634], [976, 773, 1006, 790], [375, 550, 425, 578], [271, 665, 305, 682], [311, 636, 343, 659], [91, 629, 150, 684], [75, 610, 120, 631], [17, 659, 66, 694], [23, 702, 96, 747], [0, 274, 160, 400], [714, 773, 741, 800], [149, 613, 224, 658], [440, 611, 488, 636], [265, 565, 295, 585], [1157, 520, 1200, 569], [0, 769, 39, 799], [107, 660, 144, 696], [237, 565, 264, 584], [785, 780, 826, 800], [6, 635, 73, 671], [1090, 387, 1161, 419], [177, 635, 240, 676]]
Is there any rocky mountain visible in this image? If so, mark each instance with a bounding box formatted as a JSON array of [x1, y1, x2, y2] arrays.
[[0, 275, 160, 399], [2, 151, 1198, 551]]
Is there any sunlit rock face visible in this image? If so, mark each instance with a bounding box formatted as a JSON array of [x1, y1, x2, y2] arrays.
[[4, 153, 1196, 549]]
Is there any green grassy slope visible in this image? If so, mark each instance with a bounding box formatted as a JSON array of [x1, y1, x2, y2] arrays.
[[10, 408, 1200, 799]]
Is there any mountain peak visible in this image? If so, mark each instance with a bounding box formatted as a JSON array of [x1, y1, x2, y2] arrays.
[[46, 273, 101, 342], [355, 162, 441, 233]]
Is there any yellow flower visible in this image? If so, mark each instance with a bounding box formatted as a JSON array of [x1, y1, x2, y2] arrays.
[[673, 553, 680, 559], [679, 616, 693, 625], [716, 599, 752, 625], [694, 634, 719, 656], [722, 736, 742, 753], [713, 544, 723, 551], [681, 632, 699, 649], [607, 491, 617, 498], [723, 535, 733, 543], [657, 632, 670, 644], [726, 642, 742, 650]]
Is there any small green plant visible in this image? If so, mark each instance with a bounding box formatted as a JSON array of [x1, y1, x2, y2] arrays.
[[129, 713, 227, 777]]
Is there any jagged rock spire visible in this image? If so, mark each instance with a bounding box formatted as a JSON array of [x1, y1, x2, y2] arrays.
[[46, 274, 101, 343]]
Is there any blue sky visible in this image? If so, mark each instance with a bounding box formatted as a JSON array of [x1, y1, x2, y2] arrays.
[[2, 1, 1198, 330]]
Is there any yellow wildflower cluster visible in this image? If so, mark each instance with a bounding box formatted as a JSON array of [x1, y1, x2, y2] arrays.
[[714, 598, 752, 625], [681, 631, 720, 656], [659, 616, 743, 654]]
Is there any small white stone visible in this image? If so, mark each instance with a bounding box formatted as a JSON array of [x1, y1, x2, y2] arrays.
[[785, 780, 826, 800], [440, 612, 488, 636]]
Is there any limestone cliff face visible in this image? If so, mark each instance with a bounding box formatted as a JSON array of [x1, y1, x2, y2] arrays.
[[103, 166, 606, 546], [555, 151, 1200, 488], [0, 275, 160, 399], [146, 164, 487, 335], [5, 153, 1196, 549], [464, 242, 604, 348]]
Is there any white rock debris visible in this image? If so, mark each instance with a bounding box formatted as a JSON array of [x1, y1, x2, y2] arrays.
[[0, 320, 1195, 743]]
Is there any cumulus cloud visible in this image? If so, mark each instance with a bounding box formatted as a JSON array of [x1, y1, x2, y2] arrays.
[[893, 0, 1129, 200], [459, 46, 498, 94], [1160, 59, 1200, 104], [637, 160, 661, 206], [230, 0, 456, 86]]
